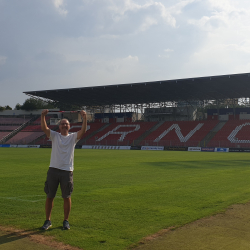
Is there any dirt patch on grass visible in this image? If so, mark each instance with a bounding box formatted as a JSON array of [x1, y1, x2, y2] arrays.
[[0, 226, 82, 250], [2, 202, 250, 250], [133, 202, 250, 250]]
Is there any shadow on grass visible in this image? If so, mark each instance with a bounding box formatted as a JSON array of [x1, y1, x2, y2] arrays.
[[0, 226, 61, 245]]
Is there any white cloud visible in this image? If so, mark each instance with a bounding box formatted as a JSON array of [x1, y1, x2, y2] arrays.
[[158, 54, 169, 58], [158, 48, 174, 58], [207, 0, 236, 12], [182, 0, 250, 76], [108, 0, 177, 32], [123, 55, 139, 62], [101, 55, 139, 73], [53, 0, 68, 15], [3, 0, 250, 108], [188, 15, 224, 30], [182, 39, 250, 77], [138, 16, 158, 32], [148, 2, 176, 27], [188, 0, 250, 31], [164, 49, 174, 52], [169, 0, 200, 15]]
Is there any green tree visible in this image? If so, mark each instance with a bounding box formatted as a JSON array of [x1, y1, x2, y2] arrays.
[[5, 105, 12, 110], [0, 105, 12, 111], [56, 102, 81, 111], [21, 98, 56, 111], [15, 103, 22, 110]]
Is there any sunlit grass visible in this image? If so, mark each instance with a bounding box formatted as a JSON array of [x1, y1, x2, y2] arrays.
[[1, 148, 250, 249]]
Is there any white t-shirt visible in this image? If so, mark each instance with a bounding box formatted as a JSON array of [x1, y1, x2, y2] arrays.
[[49, 130, 79, 171]]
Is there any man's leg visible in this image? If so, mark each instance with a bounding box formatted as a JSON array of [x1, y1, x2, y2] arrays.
[[46, 197, 54, 220], [63, 197, 71, 221], [61, 170, 73, 230], [42, 197, 54, 230]]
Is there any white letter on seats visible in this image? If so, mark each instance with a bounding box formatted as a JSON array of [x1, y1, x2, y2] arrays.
[[154, 123, 203, 142], [96, 125, 140, 141], [227, 123, 250, 143]]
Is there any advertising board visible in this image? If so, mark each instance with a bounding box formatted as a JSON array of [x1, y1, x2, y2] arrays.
[[141, 146, 164, 151], [165, 146, 188, 151], [188, 147, 201, 152], [201, 147, 215, 152], [215, 148, 229, 152], [84, 146, 131, 150], [229, 148, 250, 152]]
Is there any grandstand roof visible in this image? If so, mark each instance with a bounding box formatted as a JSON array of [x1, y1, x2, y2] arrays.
[[24, 72, 250, 106]]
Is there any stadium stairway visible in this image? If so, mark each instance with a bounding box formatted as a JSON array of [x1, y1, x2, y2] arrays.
[[28, 125, 59, 145], [0, 115, 39, 144], [11, 116, 57, 145], [199, 121, 227, 147], [134, 121, 164, 146]]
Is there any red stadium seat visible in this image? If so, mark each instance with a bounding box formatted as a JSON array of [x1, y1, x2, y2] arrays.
[[207, 120, 250, 148], [141, 121, 218, 147]]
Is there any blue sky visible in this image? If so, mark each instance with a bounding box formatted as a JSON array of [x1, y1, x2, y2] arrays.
[[1, 0, 250, 108]]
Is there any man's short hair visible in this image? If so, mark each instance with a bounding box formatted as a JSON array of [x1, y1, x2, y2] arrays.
[[57, 119, 70, 125]]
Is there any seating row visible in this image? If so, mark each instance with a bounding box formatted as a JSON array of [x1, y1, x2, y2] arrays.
[[3, 120, 250, 148], [207, 121, 250, 147], [0, 125, 20, 131], [22, 125, 57, 132], [0, 132, 10, 140], [0, 117, 31, 124], [5, 132, 44, 144]]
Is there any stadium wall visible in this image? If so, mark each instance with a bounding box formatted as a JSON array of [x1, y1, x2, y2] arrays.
[[207, 108, 250, 120]]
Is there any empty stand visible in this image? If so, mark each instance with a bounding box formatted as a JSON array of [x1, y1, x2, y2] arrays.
[[76, 123, 106, 144], [5, 132, 44, 144], [0, 132, 11, 141], [141, 121, 218, 147], [7, 117, 250, 149], [0, 117, 32, 124], [0, 125, 20, 131], [207, 120, 250, 148], [86, 122, 157, 146], [32, 116, 52, 125], [37, 123, 113, 146], [22, 125, 57, 132]]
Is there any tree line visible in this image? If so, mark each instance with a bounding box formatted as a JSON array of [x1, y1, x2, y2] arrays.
[[1, 98, 80, 111], [0, 98, 56, 111]]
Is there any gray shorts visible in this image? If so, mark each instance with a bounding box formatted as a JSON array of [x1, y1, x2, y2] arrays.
[[44, 167, 74, 198]]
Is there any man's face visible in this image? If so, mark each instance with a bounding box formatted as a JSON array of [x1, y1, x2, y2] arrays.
[[59, 119, 70, 134]]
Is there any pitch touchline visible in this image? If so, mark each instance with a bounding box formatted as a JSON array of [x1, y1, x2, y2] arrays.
[[0, 195, 60, 203]]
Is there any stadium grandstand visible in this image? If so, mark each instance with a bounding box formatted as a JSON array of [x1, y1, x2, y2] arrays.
[[2, 72, 250, 150]]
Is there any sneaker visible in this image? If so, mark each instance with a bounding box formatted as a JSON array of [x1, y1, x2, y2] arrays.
[[41, 220, 52, 230], [63, 220, 70, 230]]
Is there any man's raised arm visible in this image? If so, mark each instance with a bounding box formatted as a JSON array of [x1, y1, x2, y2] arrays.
[[77, 110, 87, 140], [41, 109, 50, 138]]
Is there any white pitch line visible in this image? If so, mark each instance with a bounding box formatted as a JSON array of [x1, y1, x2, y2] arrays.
[[0, 195, 60, 203]]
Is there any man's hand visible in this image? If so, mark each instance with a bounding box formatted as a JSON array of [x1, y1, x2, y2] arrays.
[[80, 110, 87, 118], [77, 110, 87, 140], [42, 109, 49, 116], [41, 109, 50, 138]]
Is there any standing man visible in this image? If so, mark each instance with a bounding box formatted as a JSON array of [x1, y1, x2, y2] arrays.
[[41, 109, 87, 230]]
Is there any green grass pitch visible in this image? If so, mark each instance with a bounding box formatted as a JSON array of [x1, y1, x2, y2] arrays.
[[1, 148, 250, 250]]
